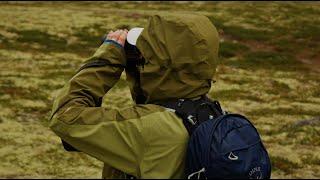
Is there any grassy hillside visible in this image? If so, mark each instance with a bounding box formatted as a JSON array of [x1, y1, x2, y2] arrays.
[[0, 1, 319, 178]]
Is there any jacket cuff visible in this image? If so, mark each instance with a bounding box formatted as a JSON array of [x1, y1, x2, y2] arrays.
[[89, 41, 126, 66], [103, 39, 123, 49]]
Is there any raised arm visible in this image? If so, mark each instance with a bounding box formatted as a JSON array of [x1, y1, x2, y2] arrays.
[[48, 30, 143, 177]]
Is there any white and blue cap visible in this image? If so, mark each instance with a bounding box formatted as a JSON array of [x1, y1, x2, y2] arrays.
[[126, 27, 144, 46]]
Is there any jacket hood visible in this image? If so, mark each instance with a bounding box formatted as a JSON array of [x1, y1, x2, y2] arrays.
[[127, 13, 219, 104]]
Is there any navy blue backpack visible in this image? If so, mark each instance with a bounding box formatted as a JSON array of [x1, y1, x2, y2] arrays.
[[157, 96, 271, 179]]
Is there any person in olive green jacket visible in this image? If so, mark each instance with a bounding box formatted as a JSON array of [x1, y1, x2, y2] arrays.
[[49, 13, 219, 179]]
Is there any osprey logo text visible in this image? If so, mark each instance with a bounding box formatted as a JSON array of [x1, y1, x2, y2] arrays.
[[248, 166, 263, 179]]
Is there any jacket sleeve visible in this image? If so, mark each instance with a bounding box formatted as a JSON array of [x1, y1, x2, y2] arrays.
[[49, 41, 144, 177]]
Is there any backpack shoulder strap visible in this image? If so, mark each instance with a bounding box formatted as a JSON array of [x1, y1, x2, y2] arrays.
[[156, 96, 225, 135]]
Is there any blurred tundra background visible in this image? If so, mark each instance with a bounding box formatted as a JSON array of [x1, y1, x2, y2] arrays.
[[0, 1, 319, 178]]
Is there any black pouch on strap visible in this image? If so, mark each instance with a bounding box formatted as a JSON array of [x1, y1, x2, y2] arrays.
[[156, 96, 225, 135]]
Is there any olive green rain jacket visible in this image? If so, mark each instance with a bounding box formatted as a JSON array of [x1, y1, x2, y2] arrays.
[[49, 13, 219, 179]]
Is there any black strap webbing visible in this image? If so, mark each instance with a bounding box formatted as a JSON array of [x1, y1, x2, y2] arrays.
[[156, 96, 224, 135]]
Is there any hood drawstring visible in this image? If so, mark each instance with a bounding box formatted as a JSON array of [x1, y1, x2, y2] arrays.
[[124, 42, 147, 104]]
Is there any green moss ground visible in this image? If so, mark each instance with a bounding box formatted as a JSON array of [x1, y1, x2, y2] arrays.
[[0, 1, 319, 178]]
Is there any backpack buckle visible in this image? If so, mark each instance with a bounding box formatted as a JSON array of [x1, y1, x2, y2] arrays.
[[177, 98, 185, 107], [187, 115, 197, 125]]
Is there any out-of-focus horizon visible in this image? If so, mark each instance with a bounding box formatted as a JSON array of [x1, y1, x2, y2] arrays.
[[0, 1, 319, 178]]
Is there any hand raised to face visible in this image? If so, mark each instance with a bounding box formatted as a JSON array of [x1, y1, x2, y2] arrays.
[[106, 29, 128, 47]]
